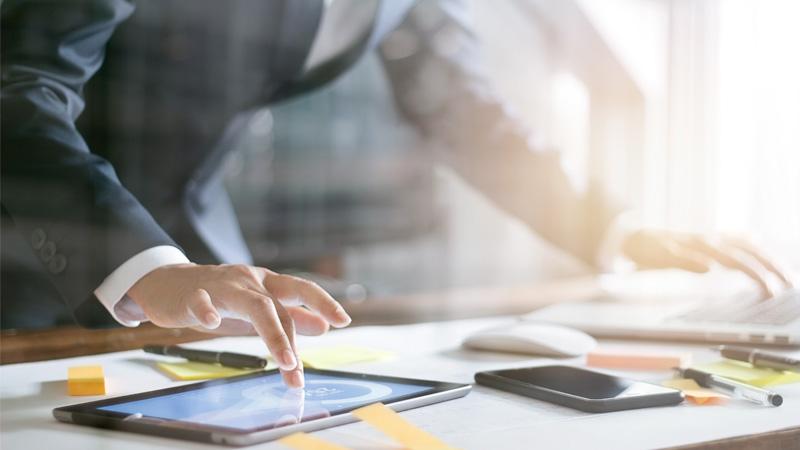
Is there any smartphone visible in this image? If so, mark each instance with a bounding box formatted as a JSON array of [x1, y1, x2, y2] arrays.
[[475, 365, 684, 413]]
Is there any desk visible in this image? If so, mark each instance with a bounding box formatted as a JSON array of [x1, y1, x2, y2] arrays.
[[0, 277, 602, 364], [2, 317, 799, 449]]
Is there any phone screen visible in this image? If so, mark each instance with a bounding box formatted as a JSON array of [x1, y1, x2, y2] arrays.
[[496, 365, 675, 400]]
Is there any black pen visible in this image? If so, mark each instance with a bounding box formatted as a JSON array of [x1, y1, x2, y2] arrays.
[[144, 344, 268, 369], [717, 345, 800, 373]]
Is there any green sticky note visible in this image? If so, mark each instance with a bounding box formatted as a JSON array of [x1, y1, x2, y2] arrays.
[[300, 346, 394, 369], [156, 361, 260, 381], [693, 360, 800, 387]]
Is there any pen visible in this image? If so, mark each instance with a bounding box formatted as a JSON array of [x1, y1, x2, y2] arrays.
[[677, 368, 783, 407], [144, 344, 268, 369], [717, 345, 800, 373]]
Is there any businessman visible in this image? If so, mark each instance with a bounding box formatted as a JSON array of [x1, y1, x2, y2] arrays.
[[1, 0, 791, 388]]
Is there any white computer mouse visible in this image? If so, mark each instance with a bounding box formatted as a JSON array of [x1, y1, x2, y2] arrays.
[[462, 321, 597, 357]]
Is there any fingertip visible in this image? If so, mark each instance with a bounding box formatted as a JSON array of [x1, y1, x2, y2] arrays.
[[185, 288, 221, 329], [755, 283, 775, 300], [203, 311, 221, 329], [332, 305, 352, 328], [283, 369, 305, 388], [331, 318, 351, 328]]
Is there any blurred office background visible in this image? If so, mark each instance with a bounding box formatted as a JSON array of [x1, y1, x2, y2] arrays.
[[222, 0, 800, 299]]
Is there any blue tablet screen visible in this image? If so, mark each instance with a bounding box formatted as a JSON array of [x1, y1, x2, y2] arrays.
[[98, 372, 433, 430]]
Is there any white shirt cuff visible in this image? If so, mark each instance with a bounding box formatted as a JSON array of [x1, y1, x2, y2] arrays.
[[94, 246, 190, 327], [595, 211, 638, 272]]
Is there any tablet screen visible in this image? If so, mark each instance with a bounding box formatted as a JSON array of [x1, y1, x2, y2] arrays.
[[98, 372, 434, 431]]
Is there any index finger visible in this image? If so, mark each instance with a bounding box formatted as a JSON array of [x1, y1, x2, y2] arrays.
[[274, 299, 304, 388], [725, 238, 793, 288], [231, 289, 299, 372], [688, 238, 773, 298]]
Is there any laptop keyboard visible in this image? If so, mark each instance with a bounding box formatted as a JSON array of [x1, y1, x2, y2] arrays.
[[676, 289, 800, 326]]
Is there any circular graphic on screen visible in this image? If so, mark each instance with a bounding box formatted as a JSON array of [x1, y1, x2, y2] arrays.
[[241, 379, 393, 406]]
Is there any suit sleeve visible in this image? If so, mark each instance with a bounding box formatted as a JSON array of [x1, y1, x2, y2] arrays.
[[1, 0, 178, 326], [379, 0, 622, 265]]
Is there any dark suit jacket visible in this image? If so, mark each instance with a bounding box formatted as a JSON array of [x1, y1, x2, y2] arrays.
[[1, 0, 617, 329]]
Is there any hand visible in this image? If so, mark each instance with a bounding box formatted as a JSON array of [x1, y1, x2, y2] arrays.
[[127, 264, 352, 388], [621, 229, 793, 298]]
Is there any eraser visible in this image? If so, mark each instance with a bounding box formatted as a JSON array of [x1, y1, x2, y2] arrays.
[[587, 350, 691, 371], [67, 365, 106, 396]]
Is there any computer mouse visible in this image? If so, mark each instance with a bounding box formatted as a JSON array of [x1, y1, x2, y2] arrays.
[[462, 321, 597, 357]]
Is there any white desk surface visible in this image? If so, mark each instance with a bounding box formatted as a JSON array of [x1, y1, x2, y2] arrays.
[[2, 317, 799, 450]]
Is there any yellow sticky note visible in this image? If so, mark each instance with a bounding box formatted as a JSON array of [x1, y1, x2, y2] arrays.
[[67, 365, 106, 396], [662, 378, 727, 405], [693, 360, 800, 387], [156, 361, 260, 381], [300, 346, 394, 369], [352, 403, 458, 450], [279, 432, 351, 450]]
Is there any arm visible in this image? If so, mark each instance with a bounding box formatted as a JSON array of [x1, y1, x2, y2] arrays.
[[380, 0, 792, 292], [378, 0, 619, 265], [1, 0, 353, 388], [1, 0, 180, 325]]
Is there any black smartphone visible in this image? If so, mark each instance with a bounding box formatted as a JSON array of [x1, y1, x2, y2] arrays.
[[475, 365, 684, 413]]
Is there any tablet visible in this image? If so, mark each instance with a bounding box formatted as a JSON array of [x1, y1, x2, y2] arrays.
[[53, 368, 471, 446]]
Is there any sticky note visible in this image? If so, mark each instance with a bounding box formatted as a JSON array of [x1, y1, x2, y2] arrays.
[[67, 365, 106, 396], [587, 350, 691, 370], [352, 403, 457, 450], [279, 432, 351, 450], [299, 346, 394, 369], [692, 360, 800, 387], [662, 378, 727, 405], [156, 361, 260, 381]]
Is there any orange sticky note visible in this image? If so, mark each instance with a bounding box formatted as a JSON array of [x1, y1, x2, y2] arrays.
[[352, 403, 457, 450], [587, 350, 691, 370], [67, 365, 106, 396], [279, 432, 351, 450], [662, 378, 727, 405]]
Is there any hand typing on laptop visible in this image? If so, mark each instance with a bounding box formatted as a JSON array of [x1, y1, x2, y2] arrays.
[[127, 264, 352, 388], [621, 229, 793, 299]]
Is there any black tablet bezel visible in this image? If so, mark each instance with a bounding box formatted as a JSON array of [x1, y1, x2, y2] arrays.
[[54, 368, 469, 436]]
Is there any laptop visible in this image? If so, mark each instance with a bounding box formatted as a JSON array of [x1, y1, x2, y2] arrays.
[[524, 273, 800, 348]]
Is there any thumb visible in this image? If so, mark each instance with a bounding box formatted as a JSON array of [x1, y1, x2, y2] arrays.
[[184, 288, 222, 330]]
